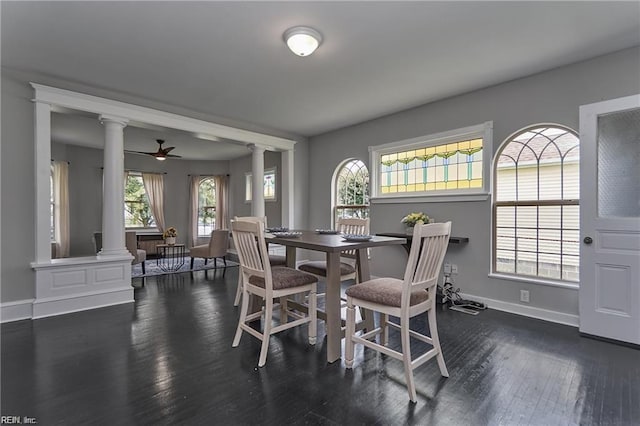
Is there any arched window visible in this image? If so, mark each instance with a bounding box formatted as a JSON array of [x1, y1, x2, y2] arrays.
[[198, 177, 216, 236], [333, 159, 369, 226], [493, 125, 580, 282]]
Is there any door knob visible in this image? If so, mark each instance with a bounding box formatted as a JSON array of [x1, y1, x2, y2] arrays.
[[583, 236, 593, 245]]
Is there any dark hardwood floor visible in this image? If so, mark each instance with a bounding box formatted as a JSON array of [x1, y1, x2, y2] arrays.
[[2, 267, 639, 425]]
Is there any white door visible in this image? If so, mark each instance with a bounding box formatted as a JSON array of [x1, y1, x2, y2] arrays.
[[579, 94, 640, 345]]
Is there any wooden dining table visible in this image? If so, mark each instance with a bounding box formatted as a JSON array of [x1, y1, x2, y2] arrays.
[[266, 230, 406, 363]]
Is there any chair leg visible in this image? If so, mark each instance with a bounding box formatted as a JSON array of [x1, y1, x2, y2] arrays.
[[308, 287, 317, 345], [400, 315, 417, 403], [381, 313, 389, 345], [204, 258, 208, 265], [213, 258, 217, 269], [345, 298, 356, 368], [141, 262, 146, 275], [223, 256, 227, 267], [232, 281, 250, 347], [234, 275, 242, 306], [258, 298, 274, 367], [428, 307, 449, 377], [190, 257, 195, 269]]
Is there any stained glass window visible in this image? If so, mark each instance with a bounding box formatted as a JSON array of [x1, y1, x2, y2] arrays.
[[379, 138, 483, 194], [493, 126, 580, 283]]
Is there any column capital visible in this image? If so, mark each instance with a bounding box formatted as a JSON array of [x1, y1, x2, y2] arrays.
[[248, 143, 267, 153], [99, 114, 129, 127]]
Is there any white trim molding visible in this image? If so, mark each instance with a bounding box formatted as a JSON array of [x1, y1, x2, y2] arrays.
[[31, 83, 297, 151], [459, 291, 579, 327], [1, 299, 35, 323]]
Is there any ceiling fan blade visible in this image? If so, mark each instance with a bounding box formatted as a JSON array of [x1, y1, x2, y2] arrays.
[[162, 146, 175, 154], [165, 154, 182, 158], [125, 150, 157, 156]]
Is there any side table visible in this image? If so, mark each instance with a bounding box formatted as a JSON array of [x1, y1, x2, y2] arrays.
[[156, 244, 186, 272]]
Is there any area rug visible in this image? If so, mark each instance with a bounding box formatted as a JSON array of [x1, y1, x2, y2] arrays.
[[132, 257, 237, 278]]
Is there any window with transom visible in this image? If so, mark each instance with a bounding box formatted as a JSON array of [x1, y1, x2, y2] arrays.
[[493, 125, 580, 283]]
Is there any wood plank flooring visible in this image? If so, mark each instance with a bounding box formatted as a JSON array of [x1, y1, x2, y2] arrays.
[[2, 267, 639, 425]]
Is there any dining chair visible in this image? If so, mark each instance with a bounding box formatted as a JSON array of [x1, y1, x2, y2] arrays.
[[233, 216, 287, 306], [231, 219, 318, 367], [344, 221, 451, 403], [298, 217, 369, 296], [126, 231, 147, 275], [189, 229, 230, 272]]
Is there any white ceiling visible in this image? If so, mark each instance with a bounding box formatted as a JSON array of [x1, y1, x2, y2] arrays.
[[2, 1, 639, 159]]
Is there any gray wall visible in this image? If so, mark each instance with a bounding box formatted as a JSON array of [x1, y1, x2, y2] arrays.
[[307, 47, 640, 316]]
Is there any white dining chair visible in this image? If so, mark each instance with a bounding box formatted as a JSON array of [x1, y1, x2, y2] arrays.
[[231, 219, 318, 367], [232, 216, 287, 306], [298, 217, 369, 287], [345, 221, 451, 403]]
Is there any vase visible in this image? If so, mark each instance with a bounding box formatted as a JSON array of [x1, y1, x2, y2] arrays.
[[165, 237, 176, 245]]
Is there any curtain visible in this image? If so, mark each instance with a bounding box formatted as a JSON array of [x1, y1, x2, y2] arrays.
[[214, 174, 229, 230], [189, 175, 200, 247], [142, 172, 166, 233], [52, 161, 70, 258]]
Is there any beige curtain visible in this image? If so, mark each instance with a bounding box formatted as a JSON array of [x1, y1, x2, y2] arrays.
[[214, 174, 229, 230], [189, 175, 200, 247], [52, 161, 70, 258], [142, 172, 166, 233]]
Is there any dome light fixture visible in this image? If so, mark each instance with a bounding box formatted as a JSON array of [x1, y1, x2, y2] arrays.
[[283, 26, 323, 57]]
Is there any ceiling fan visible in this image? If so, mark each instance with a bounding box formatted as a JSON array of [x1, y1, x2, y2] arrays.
[[125, 139, 181, 161]]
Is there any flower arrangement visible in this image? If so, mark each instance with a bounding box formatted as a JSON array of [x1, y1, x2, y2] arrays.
[[163, 227, 178, 238], [401, 212, 429, 227]]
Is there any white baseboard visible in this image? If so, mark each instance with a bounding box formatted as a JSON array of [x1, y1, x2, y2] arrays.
[[1, 299, 35, 323], [32, 288, 134, 319], [459, 292, 579, 327]]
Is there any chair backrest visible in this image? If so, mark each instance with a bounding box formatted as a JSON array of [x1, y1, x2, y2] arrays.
[[207, 229, 230, 257], [402, 222, 451, 306], [125, 231, 138, 258], [231, 219, 273, 291], [337, 217, 370, 258], [234, 216, 267, 226]]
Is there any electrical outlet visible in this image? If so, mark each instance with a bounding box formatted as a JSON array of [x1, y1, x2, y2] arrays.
[[443, 263, 452, 274], [451, 264, 458, 275], [520, 290, 530, 303]]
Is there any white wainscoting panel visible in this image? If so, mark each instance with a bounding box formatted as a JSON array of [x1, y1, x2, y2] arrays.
[[1, 299, 35, 323], [31, 256, 134, 319]]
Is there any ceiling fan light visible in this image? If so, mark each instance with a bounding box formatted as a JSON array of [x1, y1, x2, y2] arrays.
[[284, 26, 322, 57], [156, 156, 166, 161]]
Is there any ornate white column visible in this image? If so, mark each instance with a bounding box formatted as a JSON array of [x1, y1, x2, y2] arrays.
[[99, 115, 130, 257], [250, 144, 266, 218]]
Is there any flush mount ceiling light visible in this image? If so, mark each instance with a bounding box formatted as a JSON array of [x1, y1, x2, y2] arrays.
[[283, 26, 323, 57]]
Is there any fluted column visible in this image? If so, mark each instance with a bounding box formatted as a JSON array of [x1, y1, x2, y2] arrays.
[[250, 144, 265, 218], [99, 115, 130, 257]]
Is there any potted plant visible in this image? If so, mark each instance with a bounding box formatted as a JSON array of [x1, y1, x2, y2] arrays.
[[401, 212, 430, 233], [163, 227, 178, 245]]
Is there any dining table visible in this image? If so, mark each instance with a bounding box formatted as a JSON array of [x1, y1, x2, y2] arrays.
[[266, 230, 406, 363]]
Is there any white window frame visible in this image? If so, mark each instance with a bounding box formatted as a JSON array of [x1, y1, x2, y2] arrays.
[[489, 124, 580, 288], [197, 176, 217, 237], [369, 121, 492, 203], [331, 159, 370, 227], [124, 171, 157, 230], [245, 167, 277, 202]]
